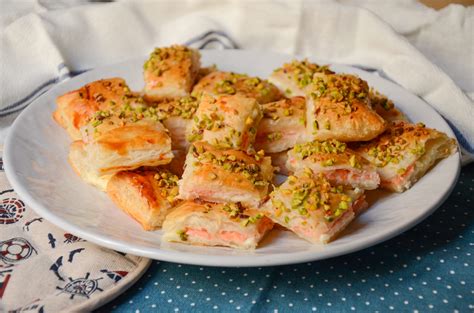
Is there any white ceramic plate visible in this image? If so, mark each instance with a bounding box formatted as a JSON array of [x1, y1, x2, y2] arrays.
[[4, 50, 460, 267]]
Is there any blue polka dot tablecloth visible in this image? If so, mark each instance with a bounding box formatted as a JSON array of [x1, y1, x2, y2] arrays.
[[99, 164, 474, 313]]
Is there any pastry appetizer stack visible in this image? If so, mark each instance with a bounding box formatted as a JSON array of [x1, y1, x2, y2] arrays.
[[53, 78, 132, 140], [107, 170, 180, 230], [186, 94, 263, 153], [163, 201, 274, 249], [143, 45, 201, 100], [53, 45, 457, 250], [356, 121, 456, 192], [178, 142, 273, 207], [152, 95, 200, 150], [174, 91, 275, 248], [262, 169, 367, 243], [255, 96, 307, 153], [306, 74, 387, 142], [286, 140, 380, 190], [269, 59, 334, 97]]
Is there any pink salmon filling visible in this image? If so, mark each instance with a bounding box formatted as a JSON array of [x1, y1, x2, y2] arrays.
[[185, 228, 248, 244]]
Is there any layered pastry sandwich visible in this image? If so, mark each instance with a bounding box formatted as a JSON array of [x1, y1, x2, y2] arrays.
[[178, 142, 273, 208], [143, 45, 201, 100], [262, 169, 367, 244], [152, 95, 200, 150], [306, 74, 386, 142], [356, 121, 457, 192], [53, 78, 133, 140], [162, 201, 274, 249], [255, 96, 307, 153], [269, 59, 334, 97], [72, 101, 173, 177], [286, 140, 380, 190], [107, 169, 180, 230], [186, 94, 262, 152]]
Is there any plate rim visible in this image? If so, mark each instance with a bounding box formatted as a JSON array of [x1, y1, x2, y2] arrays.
[[4, 49, 461, 267]]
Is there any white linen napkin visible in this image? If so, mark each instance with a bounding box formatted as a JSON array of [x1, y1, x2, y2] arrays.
[[1, 0, 473, 163]]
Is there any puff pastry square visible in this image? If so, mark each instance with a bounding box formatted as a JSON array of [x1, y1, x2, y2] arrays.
[[269, 59, 334, 97], [107, 169, 180, 230], [286, 140, 380, 190], [187, 94, 262, 152], [262, 169, 367, 244], [192, 71, 282, 104], [162, 201, 274, 249], [53, 78, 132, 140], [356, 121, 457, 193], [78, 107, 173, 175], [255, 96, 307, 153], [143, 45, 201, 100], [153, 96, 200, 150], [178, 142, 274, 207], [306, 74, 386, 142]]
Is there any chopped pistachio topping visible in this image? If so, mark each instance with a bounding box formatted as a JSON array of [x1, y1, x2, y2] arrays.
[[293, 140, 346, 159], [310, 75, 369, 115], [369, 89, 394, 111], [153, 171, 179, 203], [262, 98, 303, 121], [271, 172, 352, 223], [222, 203, 244, 218], [361, 122, 431, 167], [277, 59, 334, 88], [177, 230, 188, 241], [207, 72, 275, 99], [242, 213, 264, 227], [156, 96, 199, 120], [267, 132, 283, 142], [349, 154, 361, 169], [397, 168, 406, 175], [187, 110, 226, 142], [144, 45, 194, 76], [190, 144, 269, 188]]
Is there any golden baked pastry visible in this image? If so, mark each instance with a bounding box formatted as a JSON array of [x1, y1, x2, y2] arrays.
[[143, 45, 201, 100], [162, 200, 274, 249], [178, 142, 274, 207], [261, 169, 367, 244], [186, 94, 262, 152], [356, 121, 457, 192], [255, 96, 307, 153], [306, 74, 386, 142], [192, 71, 282, 104], [53, 78, 132, 140], [78, 106, 173, 176], [269, 59, 334, 97], [152, 96, 200, 150], [286, 140, 380, 190], [107, 169, 180, 230]]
